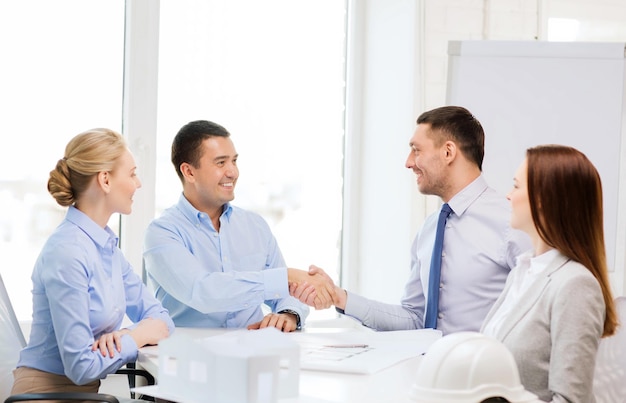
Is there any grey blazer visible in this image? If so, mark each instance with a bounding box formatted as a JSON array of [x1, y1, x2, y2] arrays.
[[481, 252, 605, 403]]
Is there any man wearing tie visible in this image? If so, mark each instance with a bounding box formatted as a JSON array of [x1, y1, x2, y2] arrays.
[[292, 106, 530, 335]]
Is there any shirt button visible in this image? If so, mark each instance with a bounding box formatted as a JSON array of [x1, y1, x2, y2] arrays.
[[438, 313, 443, 319], [274, 293, 280, 298]]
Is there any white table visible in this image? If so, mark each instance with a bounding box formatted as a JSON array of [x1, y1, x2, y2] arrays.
[[135, 318, 431, 403]]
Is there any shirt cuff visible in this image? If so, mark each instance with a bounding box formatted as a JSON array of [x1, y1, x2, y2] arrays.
[[120, 333, 140, 362], [262, 267, 290, 301], [340, 291, 369, 323]]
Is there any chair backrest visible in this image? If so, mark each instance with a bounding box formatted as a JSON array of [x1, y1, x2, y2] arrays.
[[593, 296, 626, 403], [0, 273, 27, 399]]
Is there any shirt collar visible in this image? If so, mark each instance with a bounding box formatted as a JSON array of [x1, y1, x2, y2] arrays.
[[65, 205, 118, 249], [528, 248, 560, 274], [447, 174, 489, 217], [515, 248, 561, 271], [177, 193, 233, 225]]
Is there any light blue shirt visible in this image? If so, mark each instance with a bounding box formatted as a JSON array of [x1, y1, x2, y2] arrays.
[[17, 206, 175, 385], [343, 175, 531, 335], [143, 194, 308, 328]]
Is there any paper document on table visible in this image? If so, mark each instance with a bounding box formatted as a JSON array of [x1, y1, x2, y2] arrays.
[[288, 328, 441, 374], [202, 328, 441, 375]]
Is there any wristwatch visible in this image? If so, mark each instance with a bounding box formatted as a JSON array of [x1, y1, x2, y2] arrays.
[[278, 309, 301, 329]]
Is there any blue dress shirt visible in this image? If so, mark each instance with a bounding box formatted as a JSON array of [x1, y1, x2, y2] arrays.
[[17, 206, 175, 385], [343, 175, 531, 335], [143, 194, 308, 328]]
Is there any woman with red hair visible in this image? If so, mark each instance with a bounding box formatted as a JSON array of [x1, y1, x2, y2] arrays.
[[482, 144, 617, 402]]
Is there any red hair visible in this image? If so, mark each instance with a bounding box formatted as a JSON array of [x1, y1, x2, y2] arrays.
[[527, 145, 617, 337]]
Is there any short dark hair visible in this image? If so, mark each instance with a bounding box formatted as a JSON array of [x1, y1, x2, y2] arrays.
[[171, 120, 230, 182], [417, 106, 485, 170]]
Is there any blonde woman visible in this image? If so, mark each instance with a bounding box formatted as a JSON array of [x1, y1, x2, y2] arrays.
[[11, 129, 174, 394]]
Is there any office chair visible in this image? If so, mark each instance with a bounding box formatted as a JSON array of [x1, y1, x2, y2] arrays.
[[0, 273, 152, 403], [593, 296, 626, 403]]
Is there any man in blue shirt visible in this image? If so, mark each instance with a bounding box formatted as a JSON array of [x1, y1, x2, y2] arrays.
[[292, 106, 531, 335], [144, 120, 324, 331]]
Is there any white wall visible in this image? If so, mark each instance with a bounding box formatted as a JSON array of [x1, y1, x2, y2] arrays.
[[120, 0, 160, 277], [341, 0, 424, 302]]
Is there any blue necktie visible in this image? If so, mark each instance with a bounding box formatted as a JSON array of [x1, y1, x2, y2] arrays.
[[424, 203, 452, 329]]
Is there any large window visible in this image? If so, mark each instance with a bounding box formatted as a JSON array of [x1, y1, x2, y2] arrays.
[[156, 0, 347, 319], [0, 0, 346, 323], [0, 1, 125, 321], [546, 0, 626, 41]]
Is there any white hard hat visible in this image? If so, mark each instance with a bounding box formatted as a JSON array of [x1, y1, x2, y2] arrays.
[[410, 332, 540, 403]]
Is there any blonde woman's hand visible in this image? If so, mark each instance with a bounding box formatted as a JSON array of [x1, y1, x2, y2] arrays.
[[92, 328, 130, 358], [129, 317, 170, 348]]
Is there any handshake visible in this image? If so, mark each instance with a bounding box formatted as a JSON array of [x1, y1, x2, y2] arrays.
[[287, 266, 346, 310]]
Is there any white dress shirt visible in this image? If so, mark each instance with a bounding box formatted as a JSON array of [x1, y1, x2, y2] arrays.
[[482, 248, 559, 337]]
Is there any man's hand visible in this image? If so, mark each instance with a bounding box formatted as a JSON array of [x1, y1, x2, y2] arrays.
[[289, 281, 317, 306], [247, 312, 298, 332], [288, 265, 343, 309]]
